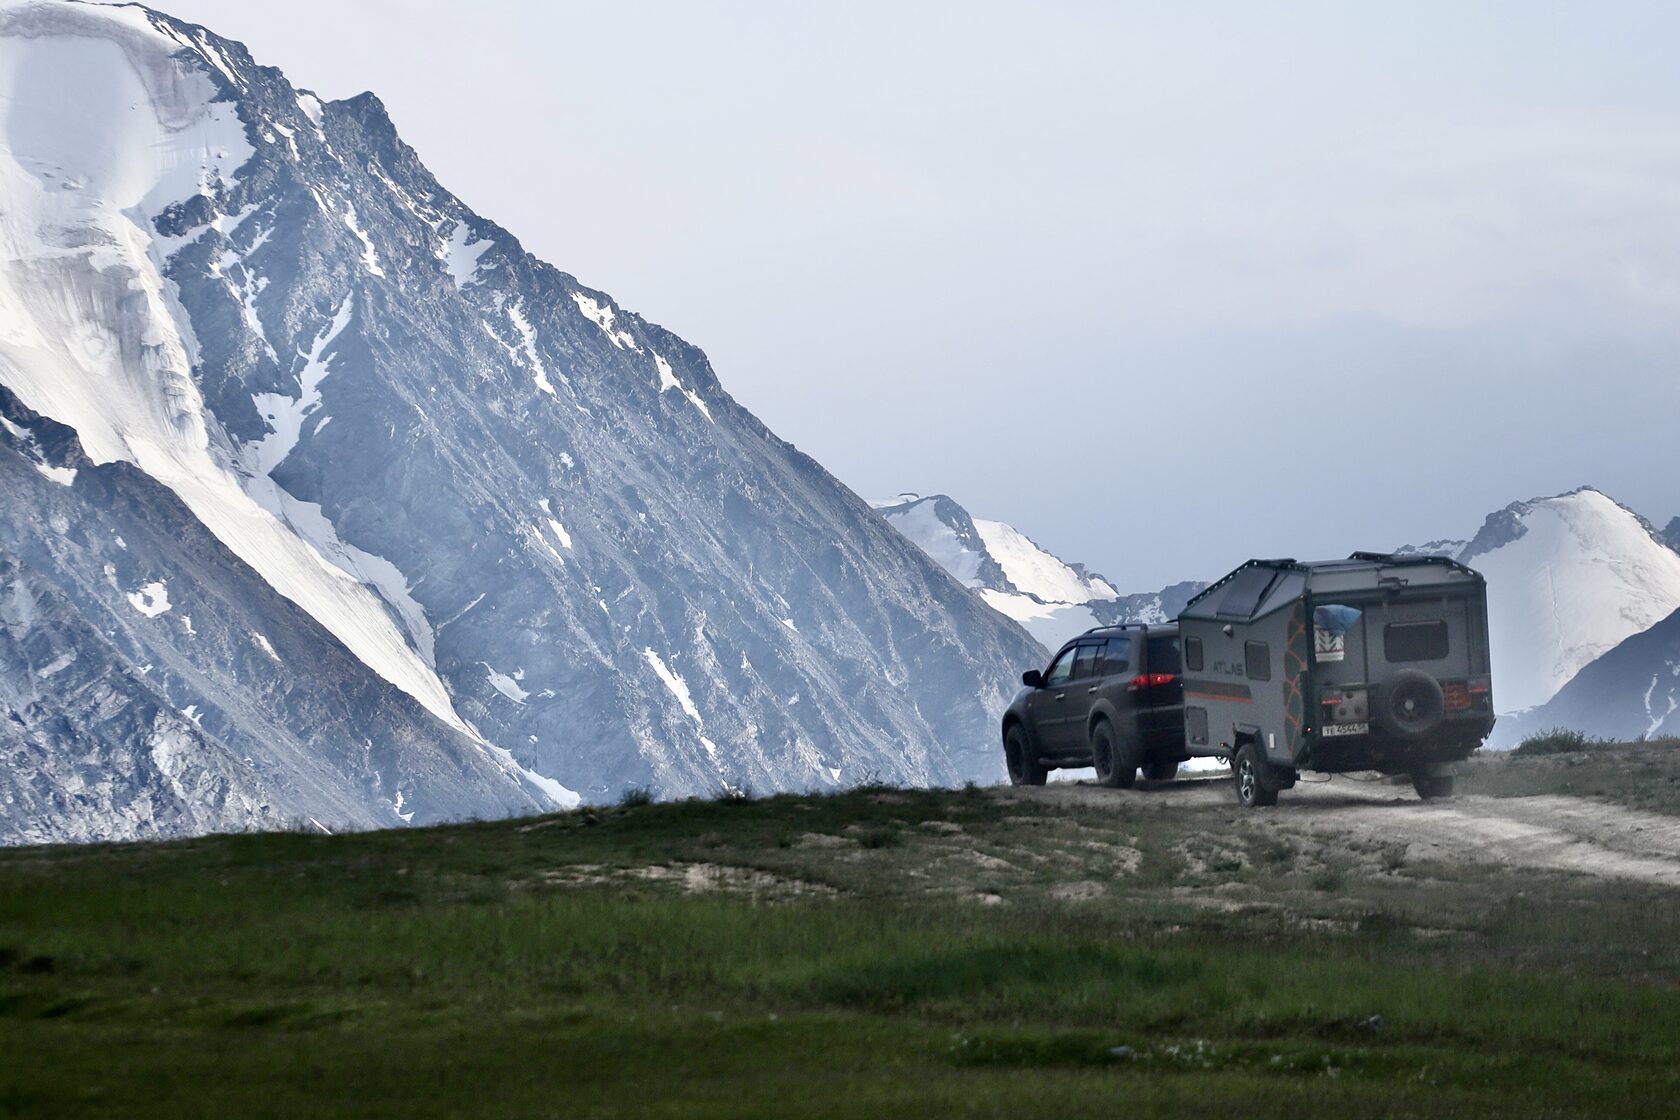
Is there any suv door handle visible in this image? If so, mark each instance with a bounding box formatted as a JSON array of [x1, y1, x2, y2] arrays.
[[1054, 692, 1066, 701], [1087, 687, 1099, 694]]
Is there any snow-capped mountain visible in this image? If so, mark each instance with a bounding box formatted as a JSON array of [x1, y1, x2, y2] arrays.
[[0, 2, 1043, 842], [874, 494, 1203, 650], [1662, 517, 1680, 555], [1399, 488, 1680, 716], [1496, 607, 1680, 745]]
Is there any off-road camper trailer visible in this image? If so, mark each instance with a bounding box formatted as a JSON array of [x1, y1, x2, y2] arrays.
[[1179, 553, 1495, 806]]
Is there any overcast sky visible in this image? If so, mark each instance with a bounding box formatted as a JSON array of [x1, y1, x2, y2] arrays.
[[162, 0, 1680, 589]]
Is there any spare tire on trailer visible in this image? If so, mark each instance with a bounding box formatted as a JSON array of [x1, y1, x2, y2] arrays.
[[1377, 669, 1446, 741]]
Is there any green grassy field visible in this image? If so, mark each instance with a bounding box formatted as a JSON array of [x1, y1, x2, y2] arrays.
[[3, 745, 1679, 1118]]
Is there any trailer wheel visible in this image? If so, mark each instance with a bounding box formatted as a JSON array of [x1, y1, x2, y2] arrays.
[[1091, 720, 1136, 789], [1411, 771, 1455, 800], [1234, 744, 1278, 808], [1005, 725, 1046, 786]]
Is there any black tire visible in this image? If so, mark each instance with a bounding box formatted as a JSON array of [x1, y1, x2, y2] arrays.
[[1379, 670, 1446, 740], [1004, 724, 1047, 786], [1411, 771, 1455, 800], [1091, 720, 1136, 789], [1142, 759, 1180, 782], [1234, 743, 1279, 808]]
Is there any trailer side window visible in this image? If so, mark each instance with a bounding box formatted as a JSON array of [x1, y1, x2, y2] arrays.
[[1184, 636, 1204, 671], [1384, 620, 1449, 662], [1244, 640, 1271, 681]]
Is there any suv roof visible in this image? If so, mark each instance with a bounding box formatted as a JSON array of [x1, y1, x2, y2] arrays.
[[1064, 622, 1178, 645]]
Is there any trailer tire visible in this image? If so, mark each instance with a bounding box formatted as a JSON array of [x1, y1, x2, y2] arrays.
[[1005, 725, 1046, 787], [1091, 720, 1136, 789], [1234, 743, 1279, 808], [1379, 670, 1446, 740], [1411, 771, 1455, 800]]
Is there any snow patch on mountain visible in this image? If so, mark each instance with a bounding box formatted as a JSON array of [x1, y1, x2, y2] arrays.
[[571, 292, 639, 351], [482, 663, 529, 704], [972, 518, 1118, 605], [0, 4, 472, 738], [441, 220, 489, 288], [644, 648, 703, 724], [126, 580, 171, 618]]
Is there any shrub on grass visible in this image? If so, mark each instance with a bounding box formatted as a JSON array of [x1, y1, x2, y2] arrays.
[[855, 826, 902, 850], [617, 786, 654, 809], [1513, 728, 1607, 756]]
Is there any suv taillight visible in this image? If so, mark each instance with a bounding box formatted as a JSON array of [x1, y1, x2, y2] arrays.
[[1130, 673, 1178, 689]]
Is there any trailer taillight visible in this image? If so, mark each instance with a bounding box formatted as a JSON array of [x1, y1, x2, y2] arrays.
[[1443, 680, 1470, 712]]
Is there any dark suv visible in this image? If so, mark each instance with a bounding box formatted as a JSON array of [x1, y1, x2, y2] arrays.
[[1001, 624, 1187, 787]]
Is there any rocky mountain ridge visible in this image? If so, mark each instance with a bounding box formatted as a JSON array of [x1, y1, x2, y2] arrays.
[[0, 1, 1043, 842]]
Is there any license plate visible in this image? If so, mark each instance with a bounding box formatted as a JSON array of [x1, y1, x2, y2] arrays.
[[1320, 722, 1368, 738]]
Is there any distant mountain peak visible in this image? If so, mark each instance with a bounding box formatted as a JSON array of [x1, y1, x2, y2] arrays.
[[1398, 487, 1680, 716], [876, 493, 1203, 650]]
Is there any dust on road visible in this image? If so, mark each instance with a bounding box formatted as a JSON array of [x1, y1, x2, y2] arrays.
[[1009, 772, 1680, 887]]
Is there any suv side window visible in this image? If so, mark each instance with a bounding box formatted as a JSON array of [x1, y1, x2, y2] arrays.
[[1044, 648, 1076, 687], [1101, 636, 1134, 676], [1071, 643, 1100, 681]]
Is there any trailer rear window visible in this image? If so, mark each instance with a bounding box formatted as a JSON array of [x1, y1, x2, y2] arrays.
[[1384, 620, 1449, 662]]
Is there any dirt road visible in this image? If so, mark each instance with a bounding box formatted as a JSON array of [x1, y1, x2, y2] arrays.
[[1017, 774, 1680, 887]]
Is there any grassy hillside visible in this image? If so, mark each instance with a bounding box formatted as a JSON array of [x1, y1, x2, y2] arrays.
[[3, 746, 1679, 1118]]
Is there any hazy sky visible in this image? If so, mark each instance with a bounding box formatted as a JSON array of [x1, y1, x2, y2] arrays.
[[160, 0, 1680, 589]]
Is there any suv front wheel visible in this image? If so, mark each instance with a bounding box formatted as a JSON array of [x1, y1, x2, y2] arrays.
[[1005, 725, 1047, 786]]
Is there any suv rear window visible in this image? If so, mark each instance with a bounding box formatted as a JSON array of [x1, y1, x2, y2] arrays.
[[1147, 634, 1181, 674], [1385, 620, 1449, 662]]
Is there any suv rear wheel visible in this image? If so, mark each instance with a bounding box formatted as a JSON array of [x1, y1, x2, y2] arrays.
[[1005, 725, 1046, 786], [1091, 720, 1136, 789], [1142, 759, 1180, 782], [1234, 743, 1279, 808]]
